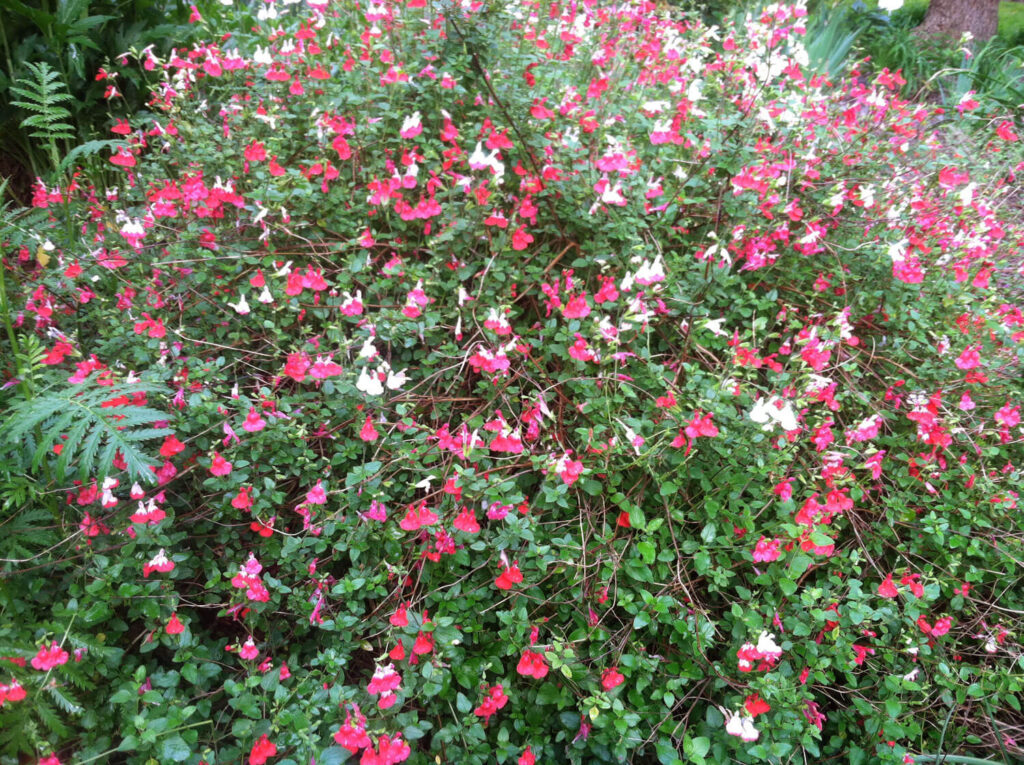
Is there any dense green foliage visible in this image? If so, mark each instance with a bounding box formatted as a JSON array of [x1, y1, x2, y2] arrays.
[[1, 2, 1023, 765]]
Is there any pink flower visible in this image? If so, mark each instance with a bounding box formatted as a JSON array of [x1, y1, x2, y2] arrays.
[[931, 616, 953, 637], [334, 712, 371, 753], [306, 481, 327, 505], [399, 502, 438, 531], [243, 407, 267, 432], [752, 537, 781, 563], [954, 345, 981, 370], [239, 637, 259, 660], [110, 147, 136, 167], [283, 352, 311, 381], [852, 644, 875, 665], [519, 747, 536, 765], [562, 294, 591, 320], [210, 452, 232, 476], [232, 487, 253, 510], [244, 140, 266, 163], [363, 734, 411, 764], [367, 664, 401, 695], [685, 412, 718, 439], [390, 604, 409, 627], [996, 121, 1019, 141], [166, 613, 185, 635], [31, 641, 69, 671]]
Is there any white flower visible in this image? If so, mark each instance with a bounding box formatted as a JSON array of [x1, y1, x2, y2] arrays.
[[468, 142, 504, 181], [228, 292, 250, 315], [634, 255, 665, 285], [878, 0, 903, 11], [356, 367, 383, 396], [258, 285, 274, 304], [358, 338, 378, 360], [703, 318, 727, 336], [722, 708, 759, 742], [902, 668, 920, 681], [756, 631, 783, 659], [386, 368, 408, 390], [400, 112, 422, 135], [749, 397, 798, 432]]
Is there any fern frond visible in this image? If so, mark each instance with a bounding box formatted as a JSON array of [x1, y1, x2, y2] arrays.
[[33, 696, 73, 738], [10, 62, 75, 142], [0, 381, 173, 484], [59, 139, 122, 173], [45, 685, 84, 716]]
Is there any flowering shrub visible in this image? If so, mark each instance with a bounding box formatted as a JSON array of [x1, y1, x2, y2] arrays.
[[1, 1, 1023, 764]]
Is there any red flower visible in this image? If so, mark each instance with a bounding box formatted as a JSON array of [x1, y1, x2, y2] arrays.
[[249, 734, 277, 765], [390, 603, 409, 627], [453, 507, 480, 533], [110, 147, 136, 167], [877, 574, 899, 599], [473, 684, 509, 722], [244, 140, 266, 163], [744, 693, 771, 717], [360, 416, 379, 442], [412, 631, 435, 656], [159, 434, 186, 457], [516, 650, 549, 680], [143, 549, 175, 577], [2, 678, 27, 703], [495, 563, 523, 590], [600, 666, 625, 691], [166, 613, 185, 635], [399, 502, 438, 531], [511, 226, 534, 251], [518, 747, 536, 765]]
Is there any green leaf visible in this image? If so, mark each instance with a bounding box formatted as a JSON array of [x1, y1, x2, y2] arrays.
[[158, 734, 191, 762]]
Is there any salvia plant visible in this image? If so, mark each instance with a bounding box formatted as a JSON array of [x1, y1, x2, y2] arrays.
[[0, 1, 1022, 765]]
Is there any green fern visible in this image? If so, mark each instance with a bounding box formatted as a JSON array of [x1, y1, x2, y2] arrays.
[[9, 61, 75, 175], [0, 505, 57, 568], [0, 380, 173, 485], [44, 684, 84, 716], [58, 138, 123, 174], [10, 62, 75, 142]]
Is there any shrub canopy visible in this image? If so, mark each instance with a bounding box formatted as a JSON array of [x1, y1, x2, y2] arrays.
[[1, 1, 1023, 764]]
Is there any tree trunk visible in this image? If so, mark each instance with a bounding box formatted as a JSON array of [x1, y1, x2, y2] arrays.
[[916, 0, 1000, 42]]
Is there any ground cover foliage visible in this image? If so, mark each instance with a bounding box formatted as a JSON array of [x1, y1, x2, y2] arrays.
[[1, 1, 1023, 764]]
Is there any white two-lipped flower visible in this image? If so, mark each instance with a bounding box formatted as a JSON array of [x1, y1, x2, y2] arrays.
[[749, 396, 799, 432], [721, 708, 759, 742]]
